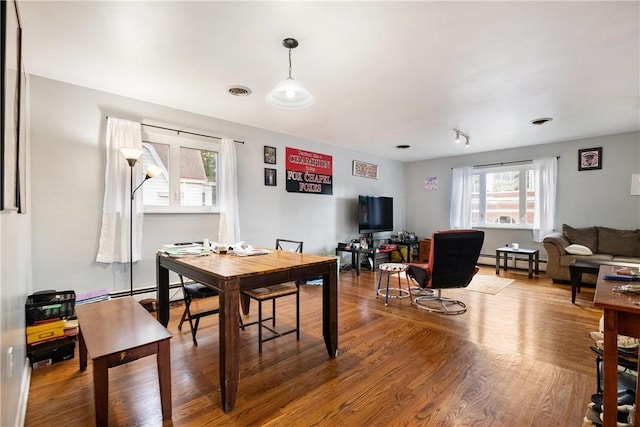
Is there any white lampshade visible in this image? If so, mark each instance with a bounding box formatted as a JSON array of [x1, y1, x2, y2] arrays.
[[266, 77, 314, 109], [119, 147, 144, 161], [145, 165, 164, 178]]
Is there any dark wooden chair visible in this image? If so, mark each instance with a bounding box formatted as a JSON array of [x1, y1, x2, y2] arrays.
[[241, 239, 302, 353], [407, 230, 484, 314], [178, 275, 220, 346]]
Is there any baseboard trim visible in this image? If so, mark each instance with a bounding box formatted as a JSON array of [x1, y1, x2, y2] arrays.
[[15, 358, 31, 427]]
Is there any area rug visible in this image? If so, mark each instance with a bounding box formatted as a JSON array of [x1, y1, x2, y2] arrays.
[[466, 274, 514, 295]]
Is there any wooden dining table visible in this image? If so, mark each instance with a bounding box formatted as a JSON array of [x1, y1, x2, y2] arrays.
[[593, 265, 640, 427], [156, 249, 338, 412]]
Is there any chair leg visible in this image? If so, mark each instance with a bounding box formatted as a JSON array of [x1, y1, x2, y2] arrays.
[[385, 272, 391, 305], [272, 298, 277, 328], [258, 300, 263, 353], [376, 270, 383, 298], [296, 286, 300, 340], [192, 318, 200, 347], [178, 305, 188, 331]]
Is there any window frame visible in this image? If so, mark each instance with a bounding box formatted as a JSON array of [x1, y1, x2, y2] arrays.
[[141, 129, 221, 214], [471, 163, 534, 230]]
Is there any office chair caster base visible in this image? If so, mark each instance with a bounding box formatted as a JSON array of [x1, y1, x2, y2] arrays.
[[414, 295, 467, 315], [409, 287, 434, 297], [376, 288, 409, 300]]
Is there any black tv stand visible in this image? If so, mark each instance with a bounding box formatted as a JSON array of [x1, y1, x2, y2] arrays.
[[334, 245, 394, 276]]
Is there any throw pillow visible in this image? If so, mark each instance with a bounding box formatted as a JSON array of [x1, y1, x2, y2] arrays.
[[565, 244, 593, 255], [597, 227, 640, 257], [563, 224, 598, 252]]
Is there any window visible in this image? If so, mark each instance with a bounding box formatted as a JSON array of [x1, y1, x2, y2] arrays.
[[471, 164, 534, 228], [140, 129, 220, 213]]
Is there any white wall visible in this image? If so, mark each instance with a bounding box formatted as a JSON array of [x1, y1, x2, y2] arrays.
[[405, 131, 640, 258], [29, 76, 406, 294]]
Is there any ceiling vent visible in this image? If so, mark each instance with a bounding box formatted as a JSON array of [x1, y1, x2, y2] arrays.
[[228, 86, 252, 96]]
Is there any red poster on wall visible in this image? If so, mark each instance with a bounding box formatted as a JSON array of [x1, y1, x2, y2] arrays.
[[285, 147, 333, 195]]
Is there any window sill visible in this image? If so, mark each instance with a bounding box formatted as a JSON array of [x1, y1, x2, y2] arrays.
[[474, 224, 533, 231], [144, 207, 220, 214]]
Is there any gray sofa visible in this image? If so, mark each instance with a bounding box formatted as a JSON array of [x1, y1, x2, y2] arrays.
[[543, 224, 640, 284]]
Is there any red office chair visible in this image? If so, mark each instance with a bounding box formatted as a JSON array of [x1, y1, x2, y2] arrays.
[[407, 230, 484, 314]]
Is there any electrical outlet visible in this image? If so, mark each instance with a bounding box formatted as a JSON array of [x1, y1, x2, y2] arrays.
[[7, 346, 14, 378]]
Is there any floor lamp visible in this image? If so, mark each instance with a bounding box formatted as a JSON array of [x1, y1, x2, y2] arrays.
[[120, 148, 162, 296]]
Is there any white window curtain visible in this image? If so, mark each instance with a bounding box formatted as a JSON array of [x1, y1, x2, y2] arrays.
[[450, 166, 474, 229], [532, 157, 558, 242], [218, 138, 241, 244], [96, 118, 143, 263]]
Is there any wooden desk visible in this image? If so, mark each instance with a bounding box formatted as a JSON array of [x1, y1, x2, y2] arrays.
[[593, 265, 640, 427], [156, 250, 338, 412], [76, 297, 172, 427]]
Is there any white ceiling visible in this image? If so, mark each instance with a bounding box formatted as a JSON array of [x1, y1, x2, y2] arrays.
[[18, 1, 640, 162]]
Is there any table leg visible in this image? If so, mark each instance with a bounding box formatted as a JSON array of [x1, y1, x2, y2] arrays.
[[93, 357, 109, 427], [322, 261, 339, 358], [503, 253, 508, 271], [495, 250, 500, 275], [355, 251, 361, 276], [602, 309, 618, 427], [157, 339, 172, 420], [79, 328, 87, 371], [528, 255, 533, 279], [218, 279, 240, 412], [570, 269, 581, 304], [156, 257, 170, 327], [534, 251, 540, 274]]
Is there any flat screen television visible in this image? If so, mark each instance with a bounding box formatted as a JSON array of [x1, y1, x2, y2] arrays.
[[358, 195, 394, 233]]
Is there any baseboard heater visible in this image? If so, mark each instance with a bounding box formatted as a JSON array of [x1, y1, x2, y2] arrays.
[[477, 253, 547, 272], [109, 282, 183, 300]]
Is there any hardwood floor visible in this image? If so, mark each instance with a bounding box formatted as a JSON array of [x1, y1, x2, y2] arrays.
[[25, 266, 602, 426]]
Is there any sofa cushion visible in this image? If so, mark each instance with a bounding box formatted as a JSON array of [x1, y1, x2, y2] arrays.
[[563, 224, 597, 252], [597, 227, 640, 257], [565, 244, 593, 255]]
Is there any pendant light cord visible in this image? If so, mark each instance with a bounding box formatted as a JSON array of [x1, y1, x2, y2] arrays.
[[288, 48, 293, 79]]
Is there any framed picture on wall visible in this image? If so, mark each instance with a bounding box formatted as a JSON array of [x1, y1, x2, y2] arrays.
[[578, 147, 602, 171], [264, 168, 277, 186], [2, 0, 24, 211], [264, 146, 276, 164]]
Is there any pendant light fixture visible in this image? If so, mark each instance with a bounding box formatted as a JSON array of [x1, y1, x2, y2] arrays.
[[266, 38, 314, 109]]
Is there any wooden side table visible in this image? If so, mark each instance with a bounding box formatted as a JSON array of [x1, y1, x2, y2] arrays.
[[569, 260, 600, 303], [76, 297, 172, 427], [495, 246, 539, 279], [418, 239, 431, 263]]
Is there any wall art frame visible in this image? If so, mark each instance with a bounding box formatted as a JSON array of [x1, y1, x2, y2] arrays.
[[352, 160, 379, 179], [1, 0, 25, 212], [578, 147, 602, 171], [264, 146, 276, 164], [264, 168, 277, 186]]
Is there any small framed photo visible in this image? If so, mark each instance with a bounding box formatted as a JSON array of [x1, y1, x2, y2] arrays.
[[352, 160, 379, 179], [264, 168, 277, 186], [264, 146, 276, 164], [578, 147, 602, 171]]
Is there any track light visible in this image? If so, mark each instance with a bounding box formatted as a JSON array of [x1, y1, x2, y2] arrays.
[[453, 129, 470, 147]]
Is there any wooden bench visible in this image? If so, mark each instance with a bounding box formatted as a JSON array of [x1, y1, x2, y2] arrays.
[[76, 297, 172, 426]]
